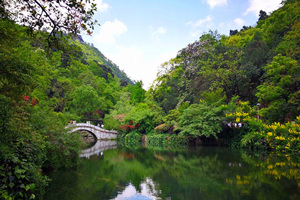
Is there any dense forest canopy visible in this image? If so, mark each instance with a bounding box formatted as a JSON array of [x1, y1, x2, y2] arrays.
[[148, 0, 300, 123]]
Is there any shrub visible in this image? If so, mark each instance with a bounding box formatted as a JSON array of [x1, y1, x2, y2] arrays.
[[154, 123, 172, 134], [177, 101, 222, 138]]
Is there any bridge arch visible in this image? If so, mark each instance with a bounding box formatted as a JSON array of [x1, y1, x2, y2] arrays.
[[66, 122, 118, 140], [69, 127, 98, 142]]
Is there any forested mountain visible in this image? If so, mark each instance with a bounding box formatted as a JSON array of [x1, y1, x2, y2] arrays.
[[105, 0, 299, 153], [148, 0, 299, 123], [77, 39, 134, 86]]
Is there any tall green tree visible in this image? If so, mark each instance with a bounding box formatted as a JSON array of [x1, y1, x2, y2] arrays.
[[129, 81, 146, 104], [256, 55, 300, 122], [69, 85, 102, 118], [177, 101, 222, 138], [241, 31, 271, 102]]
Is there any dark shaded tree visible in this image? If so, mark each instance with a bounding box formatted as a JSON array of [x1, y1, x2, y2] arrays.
[[230, 29, 238, 36], [258, 10, 268, 21], [241, 31, 271, 102]]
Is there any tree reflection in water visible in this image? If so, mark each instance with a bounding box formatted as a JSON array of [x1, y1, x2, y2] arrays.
[[44, 145, 300, 200]]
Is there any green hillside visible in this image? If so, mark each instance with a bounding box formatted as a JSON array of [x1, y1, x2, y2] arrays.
[[149, 0, 300, 121], [105, 0, 300, 152]]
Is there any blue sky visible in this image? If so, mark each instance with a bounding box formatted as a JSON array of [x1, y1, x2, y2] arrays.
[[83, 0, 282, 89]]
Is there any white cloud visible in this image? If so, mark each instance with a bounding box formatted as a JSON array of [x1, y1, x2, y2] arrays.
[[188, 16, 213, 27], [97, 0, 110, 12], [234, 18, 244, 26], [95, 19, 127, 44], [187, 16, 214, 37], [244, 0, 282, 16], [206, 0, 227, 9], [151, 27, 167, 42], [152, 27, 167, 36]]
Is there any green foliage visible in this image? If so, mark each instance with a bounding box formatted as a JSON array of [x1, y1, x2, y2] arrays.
[[164, 109, 180, 124], [224, 100, 300, 152], [240, 31, 271, 102], [125, 103, 162, 134], [147, 135, 188, 149], [68, 85, 102, 118], [148, 57, 183, 112], [103, 92, 134, 130], [145, 0, 300, 151], [1, 1, 300, 197], [201, 88, 226, 105], [0, 95, 12, 155], [0, 155, 48, 200], [0, 18, 133, 199], [129, 81, 146, 104], [177, 102, 222, 138], [256, 55, 300, 122], [0, 21, 35, 101], [124, 132, 141, 147], [276, 19, 300, 60], [240, 119, 300, 153], [0, 100, 83, 199]]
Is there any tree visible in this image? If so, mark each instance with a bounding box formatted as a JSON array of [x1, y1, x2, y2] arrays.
[[129, 81, 146, 104], [149, 57, 183, 112], [199, 47, 244, 101], [241, 31, 271, 102], [69, 85, 102, 118], [258, 10, 268, 21], [229, 29, 238, 36], [125, 102, 163, 134], [256, 55, 300, 122], [0, 0, 98, 38], [0, 20, 36, 100], [177, 102, 222, 138]]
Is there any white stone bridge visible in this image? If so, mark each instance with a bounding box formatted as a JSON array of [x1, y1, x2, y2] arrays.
[[66, 121, 118, 140]]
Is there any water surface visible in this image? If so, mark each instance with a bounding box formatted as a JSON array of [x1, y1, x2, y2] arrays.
[[44, 141, 300, 200]]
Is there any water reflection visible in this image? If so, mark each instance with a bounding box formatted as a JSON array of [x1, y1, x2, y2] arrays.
[[44, 146, 300, 200], [80, 140, 117, 158], [113, 178, 161, 200]]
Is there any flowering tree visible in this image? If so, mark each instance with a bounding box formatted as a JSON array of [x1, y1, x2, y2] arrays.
[[0, 0, 98, 38]]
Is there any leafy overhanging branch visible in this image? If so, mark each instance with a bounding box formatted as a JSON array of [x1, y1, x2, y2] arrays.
[[1, 0, 98, 39]]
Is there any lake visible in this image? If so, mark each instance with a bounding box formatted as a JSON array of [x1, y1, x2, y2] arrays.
[[44, 140, 300, 200]]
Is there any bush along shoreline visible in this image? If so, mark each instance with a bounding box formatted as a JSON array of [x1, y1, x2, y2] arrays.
[[115, 100, 300, 154]]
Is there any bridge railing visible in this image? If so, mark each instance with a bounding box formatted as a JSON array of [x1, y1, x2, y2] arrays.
[[65, 121, 118, 134]]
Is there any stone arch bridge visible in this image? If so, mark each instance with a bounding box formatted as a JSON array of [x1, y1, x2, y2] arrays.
[[66, 122, 118, 140]]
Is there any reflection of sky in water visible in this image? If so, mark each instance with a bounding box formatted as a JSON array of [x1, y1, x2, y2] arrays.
[[112, 178, 161, 200]]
